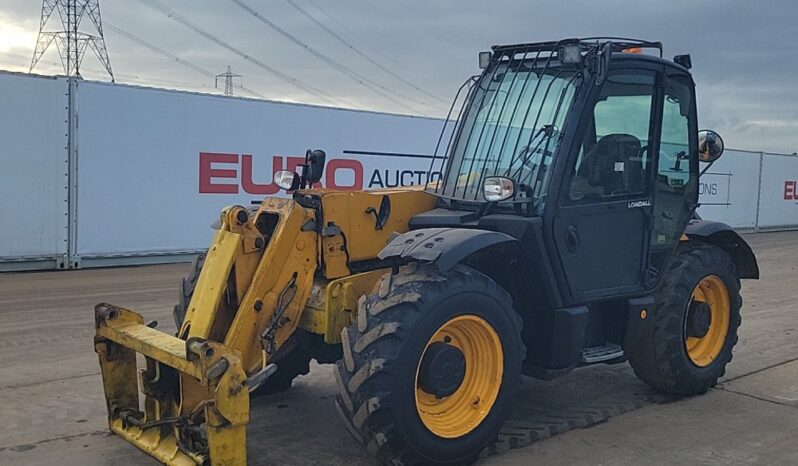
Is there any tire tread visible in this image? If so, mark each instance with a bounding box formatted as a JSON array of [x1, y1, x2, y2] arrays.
[[335, 263, 525, 465], [630, 244, 742, 395]]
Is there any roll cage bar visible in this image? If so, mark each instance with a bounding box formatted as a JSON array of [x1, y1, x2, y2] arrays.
[[491, 37, 663, 57], [426, 37, 667, 209]]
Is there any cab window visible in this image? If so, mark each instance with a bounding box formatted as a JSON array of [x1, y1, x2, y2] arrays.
[[568, 72, 656, 203], [648, 75, 698, 281]]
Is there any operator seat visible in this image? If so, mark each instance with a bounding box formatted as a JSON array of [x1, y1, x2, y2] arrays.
[[582, 133, 644, 196]]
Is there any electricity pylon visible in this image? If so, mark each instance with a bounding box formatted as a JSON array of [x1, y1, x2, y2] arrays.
[[216, 65, 242, 96], [30, 0, 114, 81]]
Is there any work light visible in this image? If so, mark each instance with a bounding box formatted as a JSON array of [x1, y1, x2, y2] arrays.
[[558, 43, 582, 64], [483, 176, 514, 202], [274, 170, 300, 191]]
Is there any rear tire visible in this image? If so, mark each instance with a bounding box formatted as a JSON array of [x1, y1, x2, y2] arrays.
[[335, 263, 525, 465], [630, 244, 741, 395], [173, 251, 311, 395]]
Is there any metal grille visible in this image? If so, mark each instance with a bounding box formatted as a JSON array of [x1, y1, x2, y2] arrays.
[[428, 38, 663, 204]]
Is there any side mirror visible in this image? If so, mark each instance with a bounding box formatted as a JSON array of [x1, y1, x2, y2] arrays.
[[698, 130, 724, 163], [478, 51, 492, 70], [305, 149, 326, 184]]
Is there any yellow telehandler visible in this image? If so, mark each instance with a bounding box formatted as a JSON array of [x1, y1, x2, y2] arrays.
[[93, 38, 758, 465]]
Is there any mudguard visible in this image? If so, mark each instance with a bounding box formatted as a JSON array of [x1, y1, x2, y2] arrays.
[[378, 227, 517, 272], [685, 220, 759, 279]]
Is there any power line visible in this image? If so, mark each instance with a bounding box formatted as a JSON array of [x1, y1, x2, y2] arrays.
[[7, 38, 264, 98], [105, 23, 213, 78], [3, 51, 54, 63], [229, 0, 430, 115], [104, 22, 267, 99], [284, 0, 446, 105], [23, 54, 209, 89], [305, 0, 415, 75], [135, 0, 349, 106], [98, 72, 213, 89], [1, 52, 64, 72], [105, 23, 266, 98]]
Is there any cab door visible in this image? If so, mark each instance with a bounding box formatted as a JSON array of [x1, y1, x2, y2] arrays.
[[550, 68, 662, 303], [646, 72, 699, 287]]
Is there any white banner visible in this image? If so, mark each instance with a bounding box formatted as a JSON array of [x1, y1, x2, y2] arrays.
[[696, 150, 761, 229], [756, 153, 798, 229], [73, 81, 445, 257], [0, 73, 69, 267], [3, 72, 798, 270]]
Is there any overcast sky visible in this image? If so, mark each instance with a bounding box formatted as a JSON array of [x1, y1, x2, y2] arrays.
[[1, 0, 796, 153]]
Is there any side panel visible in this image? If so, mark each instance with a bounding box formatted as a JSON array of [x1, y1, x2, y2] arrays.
[[756, 153, 798, 229], [318, 189, 439, 266], [0, 73, 69, 270], [72, 82, 443, 262], [695, 149, 761, 229], [553, 207, 647, 297]]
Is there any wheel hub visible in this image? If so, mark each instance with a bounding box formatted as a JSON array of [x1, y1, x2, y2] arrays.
[[687, 300, 712, 338], [415, 314, 504, 438], [417, 342, 466, 398]]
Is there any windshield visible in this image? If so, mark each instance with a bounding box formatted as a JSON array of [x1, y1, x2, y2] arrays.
[[438, 55, 581, 202]]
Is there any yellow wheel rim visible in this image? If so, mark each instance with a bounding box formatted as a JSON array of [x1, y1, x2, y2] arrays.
[[415, 315, 503, 439], [685, 275, 730, 367]]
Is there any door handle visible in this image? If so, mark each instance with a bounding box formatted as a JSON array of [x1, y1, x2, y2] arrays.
[[566, 225, 580, 254]]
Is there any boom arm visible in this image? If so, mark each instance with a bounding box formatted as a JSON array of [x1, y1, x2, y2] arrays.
[[93, 199, 319, 465], [92, 188, 438, 465], [179, 198, 320, 374]]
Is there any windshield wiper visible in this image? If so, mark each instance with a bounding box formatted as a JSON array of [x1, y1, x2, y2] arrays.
[[504, 126, 545, 176], [507, 125, 557, 180]]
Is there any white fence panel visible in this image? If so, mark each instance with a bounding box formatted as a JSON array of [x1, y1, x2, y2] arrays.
[[73, 82, 443, 261], [756, 153, 798, 229], [696, 149, 761, 229], [0, 73, 69, 269], [4, 72, 798, 271]]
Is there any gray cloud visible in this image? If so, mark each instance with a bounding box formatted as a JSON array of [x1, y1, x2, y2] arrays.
[[2, 0, 797, 153]]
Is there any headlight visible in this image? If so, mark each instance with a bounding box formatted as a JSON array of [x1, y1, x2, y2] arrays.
[[274, 170, 300, 191], [482, 176, 514, 202]]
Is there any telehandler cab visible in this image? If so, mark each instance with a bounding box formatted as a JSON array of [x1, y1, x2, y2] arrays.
[[93, 38, 759, 465]]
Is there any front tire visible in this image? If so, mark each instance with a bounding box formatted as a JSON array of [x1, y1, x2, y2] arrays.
[[335, 263, 525, 465], [630, 244, 742, 395]]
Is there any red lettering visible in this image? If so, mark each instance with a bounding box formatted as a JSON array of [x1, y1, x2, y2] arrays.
[[240, 155, 311, 194], [199, 152, 238, 194], [241, 154, 279, 195], [200, 153, 365, 194], [326, 159, 363, 191], [786, 180, 797, 200]]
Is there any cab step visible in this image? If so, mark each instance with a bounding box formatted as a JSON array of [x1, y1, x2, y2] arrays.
[[582, 343, 623, 363]]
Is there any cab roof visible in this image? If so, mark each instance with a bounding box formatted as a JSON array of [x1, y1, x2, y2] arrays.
[[489, 37, 691, 75]]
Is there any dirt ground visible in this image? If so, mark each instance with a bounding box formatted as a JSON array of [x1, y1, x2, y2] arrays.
[[1, 231, 796, 465]]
